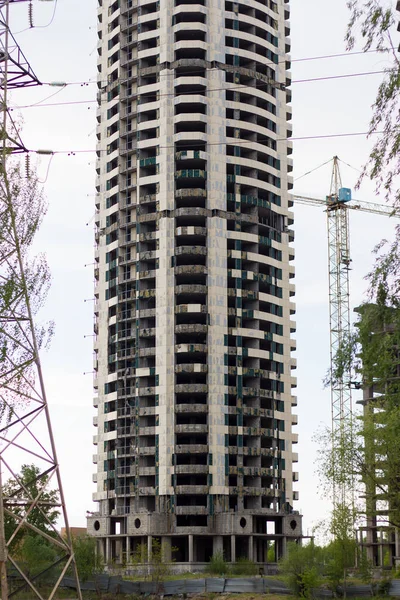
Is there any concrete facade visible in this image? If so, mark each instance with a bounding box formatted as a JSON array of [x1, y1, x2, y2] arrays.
[[88, 0, 300, 567]]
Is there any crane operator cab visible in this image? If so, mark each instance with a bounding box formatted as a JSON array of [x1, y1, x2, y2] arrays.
[[326, 187, 352, 205]]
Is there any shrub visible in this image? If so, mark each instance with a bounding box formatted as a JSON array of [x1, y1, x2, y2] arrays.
[[205, 551, 229, 576], [231, 557, 258, 576], [279, 542, 322, 598]]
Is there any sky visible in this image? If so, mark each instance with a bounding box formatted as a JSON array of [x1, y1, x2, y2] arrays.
[[3, 0, 398, 536]]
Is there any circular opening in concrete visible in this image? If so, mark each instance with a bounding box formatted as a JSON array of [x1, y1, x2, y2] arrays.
[[240, 517, 247, 528], [94, 520, 100, 531], [290, 519, 297, 531], [135, 518, 141, 529]]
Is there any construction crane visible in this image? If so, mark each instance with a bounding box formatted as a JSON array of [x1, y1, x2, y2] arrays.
[[293, 156, 398, 506]]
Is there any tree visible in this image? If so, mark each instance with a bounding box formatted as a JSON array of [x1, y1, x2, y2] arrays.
[[347, 1, 400, 205], [131, 538, 176, 593], [324, 505, 357, 596], [279, 542, 323, 598], [319, 299, 400, 574], [71, 535, 104, 584], [17, 534, 58, 581], [0, 159, 53, 424], [3, 463, 60, 550], [345, 1, 400, 306]]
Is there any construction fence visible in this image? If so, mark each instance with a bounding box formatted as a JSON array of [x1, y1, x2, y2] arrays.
[[61, 576, 400, 596]]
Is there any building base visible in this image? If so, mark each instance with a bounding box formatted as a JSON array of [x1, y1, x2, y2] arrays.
[[88, 511, 302, 566]]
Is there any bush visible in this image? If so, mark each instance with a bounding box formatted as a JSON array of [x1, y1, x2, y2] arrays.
[[377, 576, 392, 596], [206, 551, 229, 576], [72, 535, 104, 583], [279, 542, 322, 598], [231, 557, 258, 576]]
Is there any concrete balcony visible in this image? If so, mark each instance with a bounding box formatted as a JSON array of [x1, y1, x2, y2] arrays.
[[138, 426, 155, 436], [175, 206, 208, 218], [175, 465, 208, 475], [175, 324, 207, 334], [139, 193, 156, 204], [138, 347, 156, 357], [175, 364, 207, 374], [138, 289, 156, 299], [229, 486, 277, 497], [175, 444, 208, 454], [175, 246, 207, 257], [175, 305, 207, 315], [175, 188, 206, 200], [175, 343, 207, 354], [139, 487, 156, 495], [175, 226, 207, 237], [138, 387, 156, 396], [175, 505, 208, 515], [175, 424, 208, 435], [175, 284, 207, 296], [175, 264, 207, 276], [139, 327, 156, 337], [175, 404, 208, 414], [139, 446, 156, 455], [139, 406, 156, 416], [175, 384, 207, 394], [175, 485, 208, 495], [139, 467, 156, 476]]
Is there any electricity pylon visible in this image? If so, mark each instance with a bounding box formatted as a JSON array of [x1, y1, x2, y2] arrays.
[[293, 156, 398, 507], [0, 2, 82, 599]]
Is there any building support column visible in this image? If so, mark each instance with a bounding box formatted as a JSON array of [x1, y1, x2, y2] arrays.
[[231, 535, 236, 563], [213, 535, 223, 557], [379, 531, 384, 567], [147, 535, 153, 563], [395, 529, 400, 567], [162, 536, 172, 562], [106, 536, 110, 564], [188, 534, 194, 563], [248, 536, 253, 561], [115, 538, 122, 564], [281, 536, 287, 559]]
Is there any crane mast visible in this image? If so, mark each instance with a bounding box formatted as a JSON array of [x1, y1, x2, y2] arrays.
[[293, 157, 398, 508], [326, 158, 352, 505]]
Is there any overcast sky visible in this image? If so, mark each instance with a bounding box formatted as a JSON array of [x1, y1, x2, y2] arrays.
[[4, 0, 398, 537]]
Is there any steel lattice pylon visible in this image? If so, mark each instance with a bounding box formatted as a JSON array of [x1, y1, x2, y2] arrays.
[[0, 2, 82, 599]]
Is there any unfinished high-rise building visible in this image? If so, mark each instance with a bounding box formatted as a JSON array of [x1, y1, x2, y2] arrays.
[[88, 0, 300, 568], [355, 305, 400, 568]]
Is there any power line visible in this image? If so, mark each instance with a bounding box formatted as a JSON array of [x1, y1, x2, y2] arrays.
[[13, 69, 388, 110], [28, 129, 383, 156], [294, 158, 333, 182], [40, 48, 385, 87], [13, 0, 58, 34]]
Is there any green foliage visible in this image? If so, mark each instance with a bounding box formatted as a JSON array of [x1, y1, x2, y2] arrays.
[[3, 463, 60, 550], [357, 550, 373, 585], [72, 535, 104, 583], [322, 303, 400, 531], [205, 551, 229, 576], [279, 542, 322, 598], [346, 1, 400, 209], [267, 543, 276, 563], [0, 160, 53, 423], [377, 575, 392, 596], [322, 505, 357, 594], [18, 534, 57, 580], [231, 557, 258, 576], [130, 538, 176, 592]]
